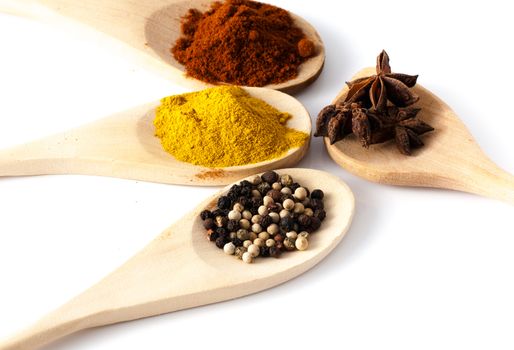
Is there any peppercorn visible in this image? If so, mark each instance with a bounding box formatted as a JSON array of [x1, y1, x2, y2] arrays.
[[298, 214, 311, 227], [215, 216, 228, 228], [280, 187, 292, 195], [217, 196, 231, 209], [299, 231, 310, 239], [227, 220, 239, 232], [251, 189, 261, 198], [236, 229, 250, 241], [232, 238, 243, 247], [258, 231, 270, 240], [295, 236, 309, 251], [286, 231, 298, 239], [239, 219, 250, 230], [253, 238, 265, 247], [228, 210, 241, 221], [251, 215, 262, 224], [314, 209, 326, 221], [280, 174, 294, 186], [249, 232, 257, 241], [257, 182, 271, 195], [290, 182, 301, 192], [240, 180, 252, 188], [241, 186, 252, 197], [243, 240, 253, 248], [267, 189, 282, 202], [248, 244, 260, 257], [302, 197, 311, 208], [267, 223, 279, 235], [304, 208, 314, 217], [283, 198, 295, 211], [260, 246, 270, 257], [232, 203, 244, 212], [250, 175, 262, 185], [283, 238, 296, 251], [242, 252, 253, 264], [267, 202, 280, 213], [235, 247, 247, 260], [274, 233, 284, 242], [263, 195, 274, 206], [310, 217, 321, 231], [281, 193, 294, 203], [200, 210, 212, 220], [269, 246, 282, 258], [269, 212, 280, 223], [209, 231, 219, 241], [294, 187, 308, 201], [280, 216, 294, 231], [224, 242, 236, 255], [279, 209, 291, 218], [242, 210, 252, 220], [215, 237, 226, 249], [261, 171, 279, 184], [229, 231, 237, 240], [258, 205, 269, 216], [310, 199, 324, 211], [251, 223, 263, 233], [310, 189, 324, 200], [293, 202, 305, 214], [203, 218, 215, 230], [238, 197, 250, 209], [260, 215, 273, 229], [265, 239, 275, 247]]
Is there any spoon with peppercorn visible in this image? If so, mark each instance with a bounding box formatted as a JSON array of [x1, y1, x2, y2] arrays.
[[0, 0, 325, 93], [0, 87, 311, 186], [316, 51, 514, 204], [0, 168, 354, 350]]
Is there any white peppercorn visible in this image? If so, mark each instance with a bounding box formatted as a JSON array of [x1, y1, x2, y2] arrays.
[[295, 236, 309, 251], [251, 223, 263, 233], [299, 231, 310, 239], [235, 246, 247, 259], [223, 242, 236, 255], [269, 212, 280, 223], [279, 209, 291, 218], [242, 210, 252, 220], [258, 205, 269, 216], [248, 244, 260, 257], [251, 189, 262, 198], [280, 187, 292, 195], [251, 175, 262, 185], [272, 182, 282, 191], [286, 231, 298, 239], [233, 203, 244, 212], [253, 238, 265, 247], [263, 195, 274, 206], [265, 239, 275, 247], [249, 232, 257, 241], [258, 231, 270, 240], [243, 240, 253, 248], [283, 198, 295, 211], [294, 187, 308, 201], [267, 223, 279, 235], [283, 238, 296, 251], [239, 219, 250, 230], [237, 229, 250, 241], [242, 252, 254, 264], [304, 208, 314, 217], [251, 214, 262, 224], [228, 210, 241, 221], [293, 203, 305, 214]]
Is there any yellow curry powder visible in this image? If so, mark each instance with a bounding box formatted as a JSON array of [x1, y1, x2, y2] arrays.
[[153, 86, 308, 167]]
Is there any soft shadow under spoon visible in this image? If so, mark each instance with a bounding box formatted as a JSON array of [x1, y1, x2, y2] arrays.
[[325, 68, 514, 204], [0, 87, 311, 186], [0, 168, 355, 350], [0, 0, 325, 93]]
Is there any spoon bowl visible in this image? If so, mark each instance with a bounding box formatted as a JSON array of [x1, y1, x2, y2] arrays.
[[0, 0, 325, 93], [0, 168, 355, 350], [0, 87, 311, 185], [325, 68, 514, 204]]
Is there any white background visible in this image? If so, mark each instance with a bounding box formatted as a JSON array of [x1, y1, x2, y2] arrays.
[[1, 1, 513, 349]]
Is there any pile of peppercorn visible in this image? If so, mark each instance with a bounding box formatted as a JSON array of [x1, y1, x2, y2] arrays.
[[200, 171, 326, 264]]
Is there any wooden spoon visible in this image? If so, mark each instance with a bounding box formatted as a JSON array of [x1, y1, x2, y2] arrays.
[[0, 168, 354, 350], [0, 0, 325, 93], [325, 68, 514, 204], [0, 87, 311, 186]]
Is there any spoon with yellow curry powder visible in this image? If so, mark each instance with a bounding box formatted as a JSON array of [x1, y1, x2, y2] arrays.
[[323, 68, 514, 204], [0, 168, 355, 350], [0, 0, 325, 93], [0, 87, 311, 186]]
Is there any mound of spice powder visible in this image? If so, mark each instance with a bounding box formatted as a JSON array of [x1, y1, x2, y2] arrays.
[[200, 171, 327, 263], [172, 0, 315, 86], [153, 86, 308, 167]]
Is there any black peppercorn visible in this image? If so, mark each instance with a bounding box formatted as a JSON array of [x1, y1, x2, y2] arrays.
[[215, 227, 228, 238], [281, 193, 294, 202], [210, 230, 219, 241], [250, 196, 263, 209], [267, 203, 280, 213], [311, 189, 324, 200], [257, 182, 271, 195], [217, 196, 232, 209], [260, 246, 270, 257], [266, 189, 282, 202], [269, 246, 282, 258], [280, 217, 294, 231], [240, 180, 253, 188], [232, 238, 243, 247], [290, 182, 301, 192], [314, 209, 326, 221], [298, 214, 311, 227], [200, 210, 212, 220], [211, 209, 225, 218], [215, 216, 228, 228], [241, 186, 252, 197], [261, 171, 279, 184], [238, 196, 250, 209], [227, 219, 239, 232], [229, 184, 241, 196], [203, 218, 215, 230], [261, 215, 273, 229], [215, 237, 226, 249], [310, 198, 324, 211], [310, 217, 321, 231]]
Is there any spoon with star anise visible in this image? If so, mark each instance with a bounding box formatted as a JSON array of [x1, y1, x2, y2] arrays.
[[318, 55, 514, 204]]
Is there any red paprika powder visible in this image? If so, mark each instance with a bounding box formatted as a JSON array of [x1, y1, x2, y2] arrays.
[[172, 0, 315, 86]]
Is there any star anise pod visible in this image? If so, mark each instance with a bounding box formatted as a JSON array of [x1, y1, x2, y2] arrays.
[[345, 50, 419, 112]]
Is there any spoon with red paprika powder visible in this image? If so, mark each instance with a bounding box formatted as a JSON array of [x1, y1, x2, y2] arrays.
[[0, 168, 354, 350], [0, 0, 325, 93]]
